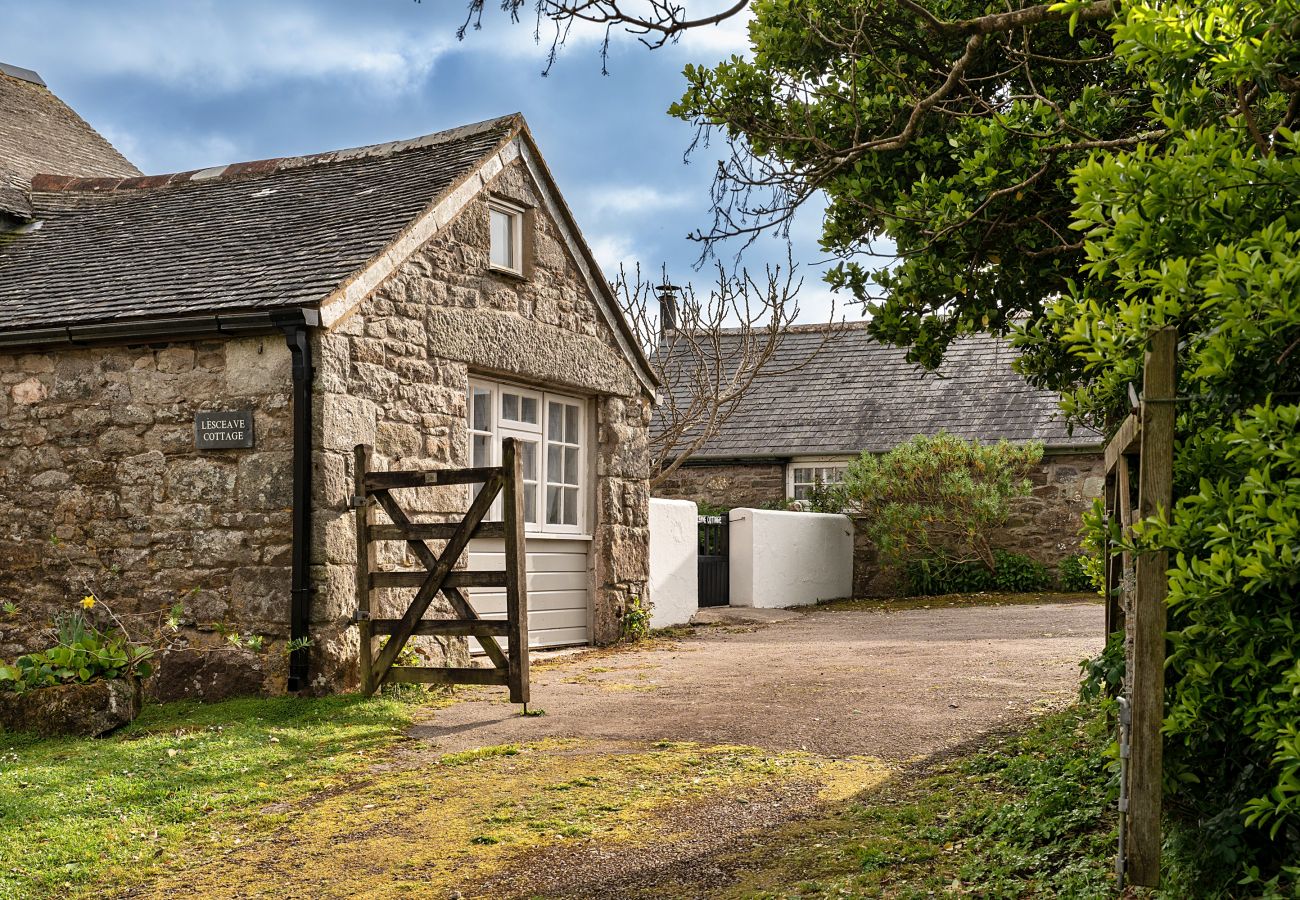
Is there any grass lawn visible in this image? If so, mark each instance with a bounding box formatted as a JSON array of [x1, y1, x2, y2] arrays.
[[0, 691, 440, 899]]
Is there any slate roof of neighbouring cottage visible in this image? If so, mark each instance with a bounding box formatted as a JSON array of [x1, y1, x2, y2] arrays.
[[655, 323, 1101, 457], [0, 109, 518, 333], [0, 63, 140, 220]]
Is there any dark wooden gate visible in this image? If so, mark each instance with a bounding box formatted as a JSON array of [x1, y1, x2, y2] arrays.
[[352, 439, 529, 704], [697, 515, 729, 607]]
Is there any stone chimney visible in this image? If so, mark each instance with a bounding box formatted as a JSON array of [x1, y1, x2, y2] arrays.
[[656, 283, 680, 333]]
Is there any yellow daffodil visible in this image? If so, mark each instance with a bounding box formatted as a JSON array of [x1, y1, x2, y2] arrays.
[[81, 595, 96, 609]]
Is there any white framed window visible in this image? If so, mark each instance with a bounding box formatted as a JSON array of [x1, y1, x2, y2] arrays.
[[545, 398, 583, 532], [787, 457, 851, 503], [468, 377, 586, 534], [488, 199, 525, 274]]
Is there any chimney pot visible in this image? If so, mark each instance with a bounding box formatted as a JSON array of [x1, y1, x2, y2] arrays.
[[656, 283, 680, 333]]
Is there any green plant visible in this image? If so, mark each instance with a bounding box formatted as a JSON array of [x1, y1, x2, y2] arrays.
[[804, 478, 846, 514], [0, 611, 154, 693], [376, 638, 428, 698], [841, 434, 1042, 572], [1079, 632, 1125, 703], [903, 550, 1053, 597], [619, 595, 653, 643], [1057, 555, 1094, 593], [695, 501, 730, 517]]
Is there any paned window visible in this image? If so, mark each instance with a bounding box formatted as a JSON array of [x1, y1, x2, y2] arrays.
[[468, 378, 584, 533], [788, 460, 849, 503], [488, 200, 524, 274]]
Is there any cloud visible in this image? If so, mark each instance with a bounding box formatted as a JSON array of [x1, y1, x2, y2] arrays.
[[6, 1, 455, 94], [98, 125, 246, 177], [672, 4, 755, 58], [587, 233, 641, 275], [583, 185, 691, 219]]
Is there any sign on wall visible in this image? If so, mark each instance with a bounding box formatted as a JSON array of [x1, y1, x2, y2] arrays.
[[194, 410, 255, 450]]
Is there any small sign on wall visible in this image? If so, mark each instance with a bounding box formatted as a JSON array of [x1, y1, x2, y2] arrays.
[[194, 410, 255, 450]]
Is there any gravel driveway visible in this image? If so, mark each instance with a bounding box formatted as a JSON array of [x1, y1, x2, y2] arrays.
[[412, 597, 1103, 761]]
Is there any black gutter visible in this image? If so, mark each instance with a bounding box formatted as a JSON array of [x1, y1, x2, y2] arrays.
[[0, 310, 284, 350], [271, 309, 319, 693]]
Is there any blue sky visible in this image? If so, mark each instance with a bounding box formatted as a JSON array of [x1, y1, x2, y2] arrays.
[[0, 0, 862, 323]]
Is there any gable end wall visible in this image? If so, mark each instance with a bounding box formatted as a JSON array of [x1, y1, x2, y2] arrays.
[[308, 158, 650, 690]]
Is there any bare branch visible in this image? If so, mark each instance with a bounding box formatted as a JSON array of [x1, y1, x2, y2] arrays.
[[612, 256, 843, 486]]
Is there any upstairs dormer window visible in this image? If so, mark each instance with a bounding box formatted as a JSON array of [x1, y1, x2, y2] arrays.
[[489, 199, 525, 275]]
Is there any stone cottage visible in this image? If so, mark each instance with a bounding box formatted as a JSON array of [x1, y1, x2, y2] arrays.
[[653, 322, 1104, 592], [0, 62, 655, 697]]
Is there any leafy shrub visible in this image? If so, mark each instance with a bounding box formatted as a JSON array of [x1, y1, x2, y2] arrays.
[[0, 612, 154, 693], [1078, 632, 1125, 703], [842, 434, 1042, 570], [1152, 404, 1300, 861], [804, 479, 847, 514], [696, 501, 730, 517], [1057, 554, 1095, 593], [904, 550, 1053, 596], [619, 595, 653, 642]]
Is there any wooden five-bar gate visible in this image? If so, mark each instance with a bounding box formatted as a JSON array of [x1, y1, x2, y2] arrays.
[[352, 439, 529, 704]]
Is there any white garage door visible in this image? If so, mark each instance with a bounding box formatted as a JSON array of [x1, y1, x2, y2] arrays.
[[465, 536, 590, 650]]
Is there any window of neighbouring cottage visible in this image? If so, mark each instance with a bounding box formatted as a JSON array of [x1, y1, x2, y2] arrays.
[[788, 459, 850, 503], [488, 199, 524, 274], [468, 378, 586, 533]]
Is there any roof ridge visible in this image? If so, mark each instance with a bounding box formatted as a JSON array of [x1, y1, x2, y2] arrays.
[[30, 113, 522, 195], [0, 61, 45, 86]]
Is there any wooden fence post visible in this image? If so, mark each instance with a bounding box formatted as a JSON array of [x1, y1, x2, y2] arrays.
[[1128, 327, 1176, 887], [502, 437, 530, 706], [354, 444, 376, 697]]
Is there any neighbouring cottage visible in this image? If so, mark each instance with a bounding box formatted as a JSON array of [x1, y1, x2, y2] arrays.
[[0, 62, 655, 697], [653, 321, 1104, 594]]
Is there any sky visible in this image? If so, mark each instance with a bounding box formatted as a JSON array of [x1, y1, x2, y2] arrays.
[[0, 0, 865, 325]]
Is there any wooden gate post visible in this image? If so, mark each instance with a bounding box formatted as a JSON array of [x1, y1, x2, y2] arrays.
[[1128, 327, 1177, 887], [501, 437, 531, 706], [354, 444, 376, 696]]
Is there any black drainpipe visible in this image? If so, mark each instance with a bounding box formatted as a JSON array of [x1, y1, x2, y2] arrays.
[[271, 308, 319, 692]]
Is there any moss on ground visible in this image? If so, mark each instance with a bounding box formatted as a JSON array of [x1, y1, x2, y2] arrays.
[[132, 739, 888, 899]]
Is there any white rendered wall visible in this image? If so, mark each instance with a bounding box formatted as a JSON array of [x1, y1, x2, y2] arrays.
[[729, 508, 853, 608], [648, 498, 699, 627]]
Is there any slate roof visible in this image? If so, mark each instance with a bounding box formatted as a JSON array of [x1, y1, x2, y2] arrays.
[[0, 114, 519, 335], [656, 323, 1100, 457], [0, 63, 140, 219]]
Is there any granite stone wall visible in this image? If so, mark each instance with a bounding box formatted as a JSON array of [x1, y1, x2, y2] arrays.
[[307, 156, 651, 690], [654, 461, 787, 511], [0, 337, 295, 698]]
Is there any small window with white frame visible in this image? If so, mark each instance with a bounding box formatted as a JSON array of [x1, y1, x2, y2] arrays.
[[788, 458, 850, 504], [488, 198, 525, 275], [467, 377, 585, 534]]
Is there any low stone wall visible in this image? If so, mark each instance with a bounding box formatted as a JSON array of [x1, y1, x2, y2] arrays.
[[654, 461, 786, 511]]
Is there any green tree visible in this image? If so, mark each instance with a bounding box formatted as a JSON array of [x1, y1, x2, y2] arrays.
[[840, 433, 1042, 570]]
